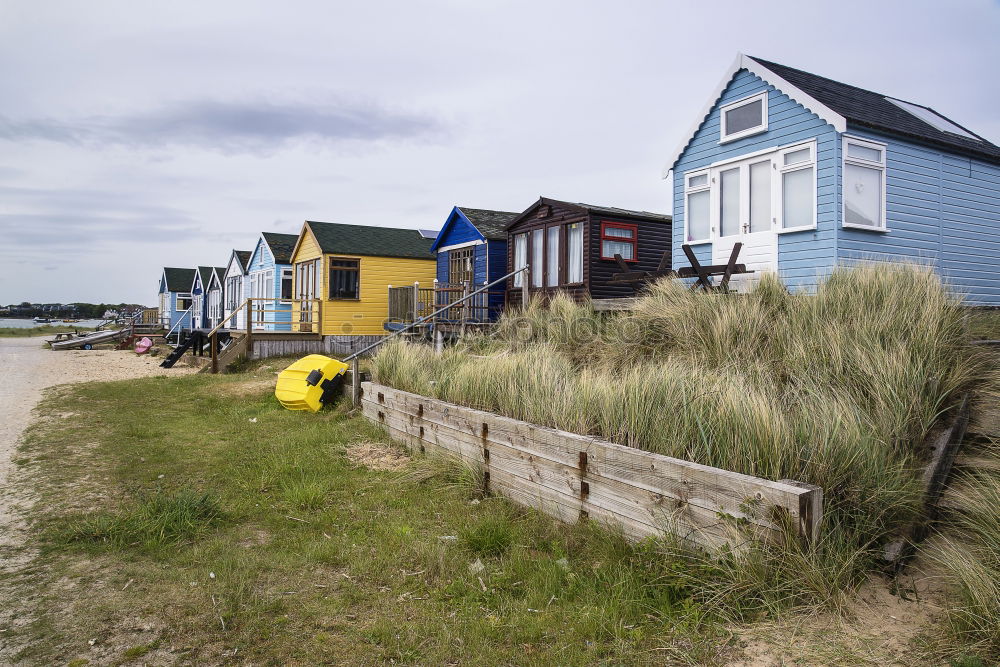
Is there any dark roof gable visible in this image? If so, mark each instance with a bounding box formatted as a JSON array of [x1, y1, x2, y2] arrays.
[[261, 232, 299, 264], [305, 221, 435, 259], [456, 207, 520, 240], [162, 267, 196, 292], [505, 197, 671, 230], [235, 250, 252, 271], [747, 56, 1000, 164]]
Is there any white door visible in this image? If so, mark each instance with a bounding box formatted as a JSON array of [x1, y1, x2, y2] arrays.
[[711, 157, 777, 291]]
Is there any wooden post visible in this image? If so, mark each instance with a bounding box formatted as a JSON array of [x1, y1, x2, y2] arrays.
[[434, 328, 444, 355], [521, 264, 530, 306], [245, 298, 253, 358], [351, 357, 361, 407], [210, 332, 218, 374], [316, 298, 322, 336], [412, 282, 420, 326], [461, 281, 470, 337]]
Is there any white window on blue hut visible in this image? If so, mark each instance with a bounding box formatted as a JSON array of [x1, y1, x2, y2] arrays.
[[720, 92, 768, 143], [842, 136, 887, 230]]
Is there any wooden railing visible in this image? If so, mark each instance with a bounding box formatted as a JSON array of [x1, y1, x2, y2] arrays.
[[201, 297, 322, 373], [387, 281, 505, 326]]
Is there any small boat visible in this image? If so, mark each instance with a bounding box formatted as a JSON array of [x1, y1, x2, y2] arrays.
[[33, 316, 51, 324]]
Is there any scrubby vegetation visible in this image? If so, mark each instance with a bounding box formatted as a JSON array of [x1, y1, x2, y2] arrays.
[[928, 437, 1000, 663], [372, 265, 992, 615]]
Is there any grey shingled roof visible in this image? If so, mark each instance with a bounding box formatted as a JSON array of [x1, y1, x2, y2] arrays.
[[505, 197, 671, 230], [305, 221, 435, 259], [234, 250, 251, 271], [163, 267, 196, 292], [261, 232, 299, 264], [456, 207, 520, 240], [196, 266, 223, 289], [748, 56, 1000, 164]]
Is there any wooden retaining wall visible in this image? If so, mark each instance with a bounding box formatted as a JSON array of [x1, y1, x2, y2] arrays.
[[361, 382, 822, 550]]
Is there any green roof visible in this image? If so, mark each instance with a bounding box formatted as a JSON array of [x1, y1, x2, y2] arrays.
[[261, 232, 299, 264], [305, 221, 435, 259], [162, 267, 196, 292]]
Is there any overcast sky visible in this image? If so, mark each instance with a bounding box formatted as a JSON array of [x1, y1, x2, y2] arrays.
[[1, 0, 997, 305]]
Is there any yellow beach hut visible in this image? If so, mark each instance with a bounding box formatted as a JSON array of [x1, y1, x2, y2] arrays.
[[289, 220, 436, 336]]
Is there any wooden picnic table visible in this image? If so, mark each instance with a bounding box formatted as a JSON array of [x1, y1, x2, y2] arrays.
[[609, 242, 754, 291]]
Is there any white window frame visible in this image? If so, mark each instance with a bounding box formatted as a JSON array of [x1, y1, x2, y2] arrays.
[[512, 233, 527, 287], [719, 92, 768, 144], [682, 139, 817, 243], [776, 141, 818, 233], [683, 169, 711, 245], [842, 135, 888, 232]]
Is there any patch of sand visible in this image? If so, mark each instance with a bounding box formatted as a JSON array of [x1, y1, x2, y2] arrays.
[[0, 337, 197, 663], [221, 378, 275, 397], [345, 441, 411, 472], [728, 565, 947, 666]]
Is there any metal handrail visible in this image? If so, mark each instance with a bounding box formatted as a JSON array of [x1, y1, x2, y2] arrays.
[[343, 265, 528, 362], [164, 306, 194, 345]]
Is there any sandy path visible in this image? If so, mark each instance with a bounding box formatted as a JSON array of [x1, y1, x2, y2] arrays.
[[0, 337, 198, 663], [0, 338, 196, 551]]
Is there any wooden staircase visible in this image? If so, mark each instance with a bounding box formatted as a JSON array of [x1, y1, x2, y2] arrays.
[[201, 332, 248, 373]]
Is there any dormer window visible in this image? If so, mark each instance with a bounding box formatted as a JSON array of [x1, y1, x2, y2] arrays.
[[720, 92, 768, 143]]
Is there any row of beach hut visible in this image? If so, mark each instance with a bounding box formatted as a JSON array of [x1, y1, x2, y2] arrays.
[[159, 53, 1000, 348], [157, 199, 673, 341]]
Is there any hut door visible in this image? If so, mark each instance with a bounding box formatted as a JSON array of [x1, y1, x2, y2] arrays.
[[711, 158, 776, 290]]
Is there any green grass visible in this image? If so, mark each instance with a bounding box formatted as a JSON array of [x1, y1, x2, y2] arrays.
[[10, 364, 729, 665], [0, 324, 94, 337], [372, 265, 993, 616], [54, 488, 223, 550]]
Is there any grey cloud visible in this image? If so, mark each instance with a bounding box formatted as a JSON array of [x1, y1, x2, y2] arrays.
[[0, 185, 202, 251], [0, 99, 442, 154]]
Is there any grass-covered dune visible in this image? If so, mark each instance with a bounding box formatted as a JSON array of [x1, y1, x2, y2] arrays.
[[372, 265, 994, 612]]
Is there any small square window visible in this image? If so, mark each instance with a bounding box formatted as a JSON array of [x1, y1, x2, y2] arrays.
[[600, 222, 638, 261], [329, 258, 360, 299]]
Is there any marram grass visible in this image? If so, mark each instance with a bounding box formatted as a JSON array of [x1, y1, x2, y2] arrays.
[[372, 264, 990, 613]]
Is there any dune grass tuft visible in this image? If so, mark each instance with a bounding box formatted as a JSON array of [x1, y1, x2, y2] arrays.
[[372, 264, 989, 611], [55, 488, 223, 550]]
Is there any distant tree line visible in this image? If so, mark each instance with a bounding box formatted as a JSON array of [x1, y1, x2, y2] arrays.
[[1, 302, 149, 319]]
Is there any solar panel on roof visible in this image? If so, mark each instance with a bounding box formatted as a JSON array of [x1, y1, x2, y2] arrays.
[[884, 98, 981, 142]]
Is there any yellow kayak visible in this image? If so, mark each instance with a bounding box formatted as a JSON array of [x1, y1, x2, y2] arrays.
[[274, 354, 349, 412]]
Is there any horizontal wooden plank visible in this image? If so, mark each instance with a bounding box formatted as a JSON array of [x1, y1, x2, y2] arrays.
[[366, 384, 811, 511], [368, 406, 754, 549], [370, 410, 729, 549], [362, 383, 822, 548]]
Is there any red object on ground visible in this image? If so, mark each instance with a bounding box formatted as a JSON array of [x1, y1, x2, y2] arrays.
[[134, 337, 153, 355]]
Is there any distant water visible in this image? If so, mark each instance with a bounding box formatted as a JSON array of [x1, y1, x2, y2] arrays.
[[0, 318, 105, 329]]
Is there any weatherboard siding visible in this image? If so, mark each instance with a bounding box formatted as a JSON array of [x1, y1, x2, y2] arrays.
[[837, 127, 1000, 305], [316, 255, 436, 335], [291, 230, 436, 335], [671, 68, 839, 292], [248, 237, 292, 331], [486, 239, 508, 317], [223, 254, 248, 330]]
